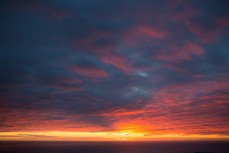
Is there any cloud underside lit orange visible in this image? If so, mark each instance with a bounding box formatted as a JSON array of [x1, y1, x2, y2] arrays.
[[1, 131, 229, 141], [1, 0, 229, 142], [1, 80, 228, 141]]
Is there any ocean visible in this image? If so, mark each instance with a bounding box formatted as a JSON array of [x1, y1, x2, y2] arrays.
[[0, 141, 228, 153]]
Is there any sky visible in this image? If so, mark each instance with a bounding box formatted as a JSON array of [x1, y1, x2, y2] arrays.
[[0, 0, 229, 141]]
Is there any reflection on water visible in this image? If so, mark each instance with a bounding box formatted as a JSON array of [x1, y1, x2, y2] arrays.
[[0, 141, 228, 153]]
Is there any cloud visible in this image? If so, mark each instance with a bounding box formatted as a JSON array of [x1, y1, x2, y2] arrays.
[[138, 24, 168, 39], [71, 67, 108, 78], [100, 53, 133, 74], [154, 41, 204, 61], [0, 0, 228, 139], [122, 24, 168, 46], [142, 80, 229, 135]]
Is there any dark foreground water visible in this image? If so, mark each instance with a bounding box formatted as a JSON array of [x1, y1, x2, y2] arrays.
[[0, 141, 228, 153]]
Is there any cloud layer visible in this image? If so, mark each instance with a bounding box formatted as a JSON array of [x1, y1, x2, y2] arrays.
[[0, 0, 229, 139]]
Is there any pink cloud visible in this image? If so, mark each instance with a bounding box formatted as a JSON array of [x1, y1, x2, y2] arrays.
[[217, 17, 229, 28], [72, 30, 115, 54], [149, 80, 229, 106], [186, 17, 229, 43], [71, 67, 108, 78], [0, 108, 107, 132], [100, 53, 133, 74], [165, 0, 227, 44], [53, 78, 82, 92], [154, 41, 204, 61], [123, 24, 168, 46], [187, 22, 219, 43], [138, 24, 168, 39], [141, 80, 229, 134]]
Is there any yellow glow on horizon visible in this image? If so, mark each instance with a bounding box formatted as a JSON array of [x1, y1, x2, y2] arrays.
[[0, 131, 229, 141]]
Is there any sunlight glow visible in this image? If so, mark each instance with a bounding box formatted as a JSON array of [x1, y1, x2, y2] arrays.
[[0, 131, 228, 141]]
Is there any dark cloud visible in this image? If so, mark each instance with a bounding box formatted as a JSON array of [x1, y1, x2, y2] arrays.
[[0, 0, 228, 137]]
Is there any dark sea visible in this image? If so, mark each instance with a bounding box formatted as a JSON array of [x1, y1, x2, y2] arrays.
[[0, 141, 228, 153]]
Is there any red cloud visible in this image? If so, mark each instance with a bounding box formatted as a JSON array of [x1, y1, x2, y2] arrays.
[[71, 30, 115, 55], [187, 22, 218, 43], [100, 53, 133, 74], [0, 108, 107, 132], [165, 0, 228, 44], [217, 17, 229, 28], [150, 80, 229, 106], [154, 41, 204, 61], [1, 80, 228, 136], [71, 67, 108, 78], [186, 17, 229, 43], [142, 80, 229, 134], [138, 24, 168, 39], [123, 24, 168, 46]]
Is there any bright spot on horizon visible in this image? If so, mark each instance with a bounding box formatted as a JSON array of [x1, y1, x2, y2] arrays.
[[0, 0, 229, 142]]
